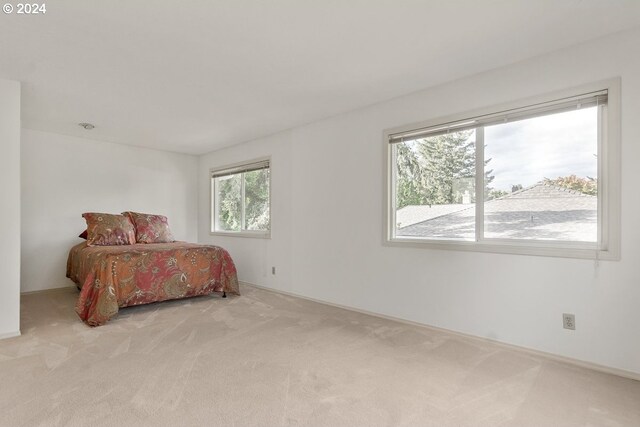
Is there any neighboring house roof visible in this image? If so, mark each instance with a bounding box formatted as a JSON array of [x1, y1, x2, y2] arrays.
[[395, 204, 470, 229], [396, 182, 597, 242]]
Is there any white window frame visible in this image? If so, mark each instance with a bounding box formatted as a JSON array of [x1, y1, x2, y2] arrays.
[[210, 157, 271, 238], [383, 79, 621, 260]]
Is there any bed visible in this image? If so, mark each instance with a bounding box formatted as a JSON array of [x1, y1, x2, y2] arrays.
[[67, 241, 240, 326]]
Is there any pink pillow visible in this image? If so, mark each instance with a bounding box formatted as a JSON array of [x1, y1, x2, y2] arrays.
[[82, 213, 136, 246], [123, 211, 175, 243]]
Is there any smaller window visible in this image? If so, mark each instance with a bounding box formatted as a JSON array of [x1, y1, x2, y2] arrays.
[[211, 159, 270, 237]]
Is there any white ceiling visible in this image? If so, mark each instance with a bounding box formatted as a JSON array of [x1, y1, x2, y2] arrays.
[[1, 0, 640, 155]]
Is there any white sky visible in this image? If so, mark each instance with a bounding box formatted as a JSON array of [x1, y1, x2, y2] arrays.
[[485, 107, 598, 191]]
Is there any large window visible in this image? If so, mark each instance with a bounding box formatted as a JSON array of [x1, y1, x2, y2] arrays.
[[211, 159, 270, 237], [385, 81, 620, 259]]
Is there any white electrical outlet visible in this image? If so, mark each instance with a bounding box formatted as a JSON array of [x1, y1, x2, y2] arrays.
[[563, 313, 575, 330]]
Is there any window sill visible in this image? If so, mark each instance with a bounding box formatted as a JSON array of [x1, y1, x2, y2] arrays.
[[210, 231, 271, 239], [385, 237, 619, 260]]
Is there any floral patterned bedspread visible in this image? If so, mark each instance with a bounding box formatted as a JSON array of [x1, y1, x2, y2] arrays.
[[67, 242, 239, 326]]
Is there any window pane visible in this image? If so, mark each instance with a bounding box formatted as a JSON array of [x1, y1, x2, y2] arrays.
[[244, 169, 270, 231], [394, 130, 476, 240], [215, 173, 242, 231], [484, 107, 598, 242]]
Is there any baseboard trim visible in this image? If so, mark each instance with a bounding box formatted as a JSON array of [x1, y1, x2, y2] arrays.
[[0, 330, 21, 340], [21, 285, 77, 296], [241, 281, 640, 382]]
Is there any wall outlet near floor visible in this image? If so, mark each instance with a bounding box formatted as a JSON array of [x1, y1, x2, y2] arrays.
[[271, 266, 276, 275], [563, 313, 576, 330]]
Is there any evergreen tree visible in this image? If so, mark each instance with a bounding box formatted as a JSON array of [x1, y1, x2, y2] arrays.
[[395, 130, 495, 207], [395, 141, 423, 209], [418, 131, 475, 204]]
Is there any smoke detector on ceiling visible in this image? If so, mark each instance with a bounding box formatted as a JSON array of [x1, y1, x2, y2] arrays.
[[78, 122, 95, 130]]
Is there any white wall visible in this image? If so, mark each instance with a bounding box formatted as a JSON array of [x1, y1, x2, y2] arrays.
[[0, 79, 21, 338], [199, 28, 640, 375], [21, 129, 198, 292]]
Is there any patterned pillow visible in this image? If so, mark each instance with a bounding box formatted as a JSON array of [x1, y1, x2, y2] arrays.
[[82, 213, 136, 246], [123, 211, 175, 244]]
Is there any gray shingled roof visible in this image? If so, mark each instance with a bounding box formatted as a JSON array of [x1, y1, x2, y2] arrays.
[[397, 182, 597, 242], [395, 204, 470, 229]]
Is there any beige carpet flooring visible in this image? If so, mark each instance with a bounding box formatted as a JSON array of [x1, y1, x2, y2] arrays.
[[1, 285, 639, 427]]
